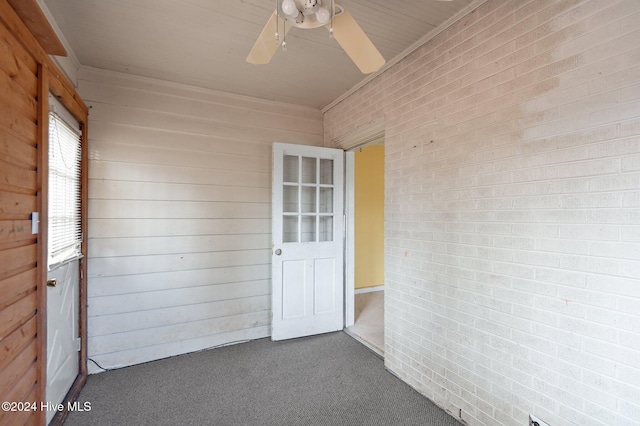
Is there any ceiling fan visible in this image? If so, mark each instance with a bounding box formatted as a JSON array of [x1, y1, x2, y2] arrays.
[[246, 0, 385, 74]]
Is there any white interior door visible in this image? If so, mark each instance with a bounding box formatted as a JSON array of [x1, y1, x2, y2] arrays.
[[46, 261, 79, 424], [272, 142, 344, 341]]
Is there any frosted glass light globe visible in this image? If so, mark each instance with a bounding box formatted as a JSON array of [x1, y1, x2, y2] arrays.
[[316, 6, 330, 24], [281, 0, 298, 17]]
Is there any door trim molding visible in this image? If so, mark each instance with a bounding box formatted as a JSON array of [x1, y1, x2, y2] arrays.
[[345, 151, 355, 327], [343, 140, 385, 330]]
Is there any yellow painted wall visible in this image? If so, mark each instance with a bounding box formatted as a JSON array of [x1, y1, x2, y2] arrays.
[[354, 145, 384, 289]]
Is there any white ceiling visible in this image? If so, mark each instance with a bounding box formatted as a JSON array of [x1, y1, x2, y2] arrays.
[[42, 0, 477, 109]]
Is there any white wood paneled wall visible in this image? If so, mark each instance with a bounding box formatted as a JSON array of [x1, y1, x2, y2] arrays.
[[79, 67, 323, 372]]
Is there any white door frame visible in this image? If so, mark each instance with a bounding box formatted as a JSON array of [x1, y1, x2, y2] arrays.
[[333, 118, 386, 330], [344, 151, 356, 327], [343, 141, 385, 329]]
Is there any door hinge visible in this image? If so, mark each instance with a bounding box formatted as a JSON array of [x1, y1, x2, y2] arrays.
[[76, 337, 81, 352]]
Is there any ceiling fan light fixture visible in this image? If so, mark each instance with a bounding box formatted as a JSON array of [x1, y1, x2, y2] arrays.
[[277, 0, 342, 29], [247, 0, 383, 74], [281, 0, 298, 17]]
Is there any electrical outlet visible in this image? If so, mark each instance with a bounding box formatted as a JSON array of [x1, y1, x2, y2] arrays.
[[529, 414, 550, 426]]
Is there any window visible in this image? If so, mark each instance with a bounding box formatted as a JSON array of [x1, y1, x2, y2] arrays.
[[48, 95, 82, 270]]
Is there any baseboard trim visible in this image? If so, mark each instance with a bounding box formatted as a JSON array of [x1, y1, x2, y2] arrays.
[[355, 285, 384, 295]]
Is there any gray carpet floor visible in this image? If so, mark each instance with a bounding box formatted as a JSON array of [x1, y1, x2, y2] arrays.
[[64, 332, 462, 426]]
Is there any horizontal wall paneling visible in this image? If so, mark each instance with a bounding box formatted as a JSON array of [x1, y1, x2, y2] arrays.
[[81, 68, 323, 371]]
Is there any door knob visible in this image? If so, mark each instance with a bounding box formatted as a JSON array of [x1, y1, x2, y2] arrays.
[[47, 278, 57, 287], [275, 249, 282, 255]]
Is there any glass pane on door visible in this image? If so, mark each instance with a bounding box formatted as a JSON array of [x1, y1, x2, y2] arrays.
[[302, 157, 317, 183], [301, 216, 316, 242], [283, 216, 298, 243], [319, 187, 333, 213], [320, 159, 333, 184], [319, 216, 333, 242], [281, 154, 335, 243], [283, 155, 299, 182], [283, 185, 299, 213], [301, 186, 316, 213]]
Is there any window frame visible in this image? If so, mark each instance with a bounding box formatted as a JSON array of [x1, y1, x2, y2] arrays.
[[47, 94, 83, 270]]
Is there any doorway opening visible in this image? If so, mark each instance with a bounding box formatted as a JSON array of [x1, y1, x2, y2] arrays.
[[345, 143, 384, 356]]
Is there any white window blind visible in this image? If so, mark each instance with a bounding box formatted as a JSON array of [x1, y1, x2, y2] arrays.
[[48, 96, 82, 270]]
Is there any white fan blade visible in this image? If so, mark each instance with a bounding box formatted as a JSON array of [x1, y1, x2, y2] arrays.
[[329, 9, 385, 74], [246, 11, 291, 65]]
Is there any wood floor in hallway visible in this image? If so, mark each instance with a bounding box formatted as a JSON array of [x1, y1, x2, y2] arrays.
[[347, 290, 384, 354]]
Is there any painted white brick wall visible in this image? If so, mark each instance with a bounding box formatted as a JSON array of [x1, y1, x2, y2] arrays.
[[325, 1, 640, 425]]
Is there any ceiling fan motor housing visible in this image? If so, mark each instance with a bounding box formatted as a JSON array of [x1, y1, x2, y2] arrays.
[[303, 0, 320, 14]]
